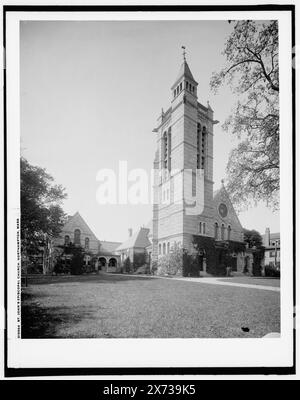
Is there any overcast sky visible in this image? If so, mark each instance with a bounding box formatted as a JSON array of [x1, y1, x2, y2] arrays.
[[20, 20, 279, 242]]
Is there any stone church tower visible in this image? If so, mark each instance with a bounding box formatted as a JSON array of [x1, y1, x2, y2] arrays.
[[151, 51, 244, 269]]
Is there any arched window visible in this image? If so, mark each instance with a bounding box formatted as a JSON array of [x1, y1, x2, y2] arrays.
[[163, 132, 168, 169], [74, 229, 81, 245], [203, 222, 206, 235], [201, 127, 207, 169], [221, 224, 225, 240], [199, 222, 202, 234], [163, 243, 166, 255], [180, 82, 182, 91], [85, 237, 89, 250], [159, 244, 161, 255], [64, 235, 70, 246], [197, 123, 201, 169], [168, 128, 172, 171], [186, 81, 188, 89], [214, 223, 219, 240], [167, 242, 170, 254], [228, 225, 231, 241]]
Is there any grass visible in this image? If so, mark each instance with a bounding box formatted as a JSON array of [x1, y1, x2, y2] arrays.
[[218, 276, 280, 287], [22, 273, 280, 339]]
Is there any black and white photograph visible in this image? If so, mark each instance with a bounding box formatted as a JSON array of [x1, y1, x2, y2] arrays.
[[3, 3, 296, 375]]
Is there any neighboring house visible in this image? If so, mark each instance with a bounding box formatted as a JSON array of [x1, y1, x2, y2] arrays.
[[115, 227, 151, 265], [262, 228, 280, 268], [53, 212, 121, 272]]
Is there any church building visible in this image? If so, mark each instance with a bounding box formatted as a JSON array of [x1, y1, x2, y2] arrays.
[[150, 50, 245, 274], [53, 212, 121, 272]]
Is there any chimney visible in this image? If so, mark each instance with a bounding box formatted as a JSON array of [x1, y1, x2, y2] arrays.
[[128, 228, 133, 237], [264, 228, 270, 247]]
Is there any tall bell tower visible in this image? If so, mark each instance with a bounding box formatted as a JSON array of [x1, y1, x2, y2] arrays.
[[152, 49, 217, 263]]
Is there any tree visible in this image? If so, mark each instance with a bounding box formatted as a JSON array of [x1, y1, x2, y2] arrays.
[[210, 20, 279, 210], [243, 228, 263, 249], [123, 257, 132, 273], [69, 245, 85, 275], [21, 157, 67, 258]]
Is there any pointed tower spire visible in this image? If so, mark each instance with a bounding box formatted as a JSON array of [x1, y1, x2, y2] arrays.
[[171, 46, 198, 103]]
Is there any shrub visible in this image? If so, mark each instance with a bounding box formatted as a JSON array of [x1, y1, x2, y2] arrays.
[[135, 264, 150, 274], [265, 263, 280, 277], [157, 246, 184, 276], [157, 255, 170, 275], [123, 256, 132, 273], [26, 261, 43, 274], [133, 252, 147, 272], [151, 260, 158, 275], [182, 252, 200, 277], [70, 247, 84, 275]]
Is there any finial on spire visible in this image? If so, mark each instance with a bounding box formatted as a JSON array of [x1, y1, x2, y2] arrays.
[[181, 45, 186, 61]]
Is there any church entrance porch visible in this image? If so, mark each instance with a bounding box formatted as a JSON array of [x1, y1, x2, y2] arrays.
[[99, 257, 107, 270], [97, 256, 120, 273], [107, 257, 117, 273]]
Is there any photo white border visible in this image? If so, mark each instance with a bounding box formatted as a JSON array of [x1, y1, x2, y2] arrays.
[[5, 9, 294, 369]]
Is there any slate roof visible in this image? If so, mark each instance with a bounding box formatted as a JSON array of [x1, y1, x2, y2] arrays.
[[100, 241, 122, 254], [63, 212, 99, 241], [172, 61, 197, 89], [116, 227, 151, 251]]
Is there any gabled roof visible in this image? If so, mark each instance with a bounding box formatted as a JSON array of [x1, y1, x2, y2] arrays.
[[62, 212, 99, 242], [116, 227, 151, 251], [213, 185, 243, 231], [100, 241, 122, 254]]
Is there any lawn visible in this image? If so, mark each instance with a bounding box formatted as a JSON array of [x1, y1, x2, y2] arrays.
[[218, 276, 280, 287], [21, 273, 280, 339]]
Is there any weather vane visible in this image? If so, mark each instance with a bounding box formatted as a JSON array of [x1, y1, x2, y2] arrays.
[[181, 45, 186, 61]]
